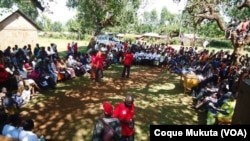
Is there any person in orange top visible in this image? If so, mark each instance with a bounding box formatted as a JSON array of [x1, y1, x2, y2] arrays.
[[121, 49, 134, 79]]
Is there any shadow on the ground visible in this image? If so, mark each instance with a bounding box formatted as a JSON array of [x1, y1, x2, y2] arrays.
[[20, 65, 206, 141]]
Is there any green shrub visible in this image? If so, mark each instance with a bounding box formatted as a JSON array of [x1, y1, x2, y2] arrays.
[[209, 39, 232, 48], [123, 35, 135, 43], [84, 34, 93, 41], [155, 39, 169, 45], [170, 37, 180, 45]]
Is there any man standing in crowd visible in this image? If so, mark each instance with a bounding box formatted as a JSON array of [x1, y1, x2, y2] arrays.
[[113, 95, 135, 141], [203, 39, 209, 49], [95, 50, 104, 82], [121, 49, 134, 79], [92, 102, 121, 141]]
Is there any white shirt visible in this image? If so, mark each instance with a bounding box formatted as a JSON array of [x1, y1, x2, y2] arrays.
[[112, 46, 118, 52], [21, 89, 31, 103], [18, 130, 39, 141], [46, 50, 55, 56], [101, 46, 108, 52], [203, 40, 209, 48], [94, 43, 99, 51], [18, 79, 36, 87]]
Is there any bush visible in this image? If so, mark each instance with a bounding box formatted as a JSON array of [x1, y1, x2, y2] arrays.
[[84, 34, 94, 41], [123, 35, 135, 43], [208, 39, 232, 48], [154, 39, 169, 45], [170, 37, 180, 45]]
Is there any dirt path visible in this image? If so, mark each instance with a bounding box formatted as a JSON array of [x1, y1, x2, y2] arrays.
[[20, 65, 203, 141]]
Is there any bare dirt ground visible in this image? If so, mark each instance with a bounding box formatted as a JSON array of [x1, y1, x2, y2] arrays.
[[19, 65, 204, 141]]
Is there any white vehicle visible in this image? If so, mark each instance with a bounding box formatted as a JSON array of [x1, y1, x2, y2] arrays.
[[96, 34, 120, 46]]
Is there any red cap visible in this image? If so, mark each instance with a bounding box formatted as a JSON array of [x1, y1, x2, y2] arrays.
[[103, 102, 113, 115], [0, 64, 4, 69]]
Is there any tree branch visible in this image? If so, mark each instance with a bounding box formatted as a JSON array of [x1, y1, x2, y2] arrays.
[[237, 0, 250, 9], [196, 13, 226, 31], [244, 34, 250, 44], [30, 0, 45, 11]]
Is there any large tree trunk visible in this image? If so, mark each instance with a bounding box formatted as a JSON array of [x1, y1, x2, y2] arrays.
[[87, 16, 115, 49], [87, 36, 97, 49], [227, 30, 248, 65], [87, 22, 102, 49], [231, 44, 245, 65]]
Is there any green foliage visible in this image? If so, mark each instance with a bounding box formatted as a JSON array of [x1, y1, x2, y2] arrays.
[[141, 9, 160, 29], [52, 21, 63, 32], [170, 37, 180, 45], [123, 35, 135, 43], [66, 18, 80, 32], [37, 15, 52, 31], [66, 0, 140, 35], [0, 0, 38, 21], [0, 0, 19, 8], [209, 39, 232, 49], [160, 7, 174, 25], [83, 34, 94, 41], [39, 32, 94, 41], [153, 39, 169, 45], [198, 21, 224, 38], [224, 2, 250, 20], [139, 24, 153, 33], [18, 1, 38, 21]]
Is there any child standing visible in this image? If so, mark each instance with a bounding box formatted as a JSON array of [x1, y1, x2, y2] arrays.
[[21, 85, 31, 104]]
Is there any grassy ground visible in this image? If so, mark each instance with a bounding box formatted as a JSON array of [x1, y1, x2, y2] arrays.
[[20, 63, 205, 141], [19, 37, 209, 140], [38, 36, 243, 55], [38, 37, 89, 52]]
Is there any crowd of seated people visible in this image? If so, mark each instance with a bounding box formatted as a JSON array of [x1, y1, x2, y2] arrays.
[[1, 40, 250, 136], [1, 42, 126, 115], [165, 45, 250, 125], [0, 42, 92, 140], [0, 113, 40, 140], [0, 43, 86, 114], [84, 42, 249, 125], [129, 40, 250, 125]]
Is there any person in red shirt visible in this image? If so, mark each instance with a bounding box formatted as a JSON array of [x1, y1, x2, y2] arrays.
[[90, 51, 97, 80], [91, 102, 122, 141], [95, 50, 104, 82], [73, 42, 78, 56], [67, 43, 71, 56], [123, 41, 129, 52], [0, 64, 10, 89], [121, 49, 134, 79], [113, 95, 135, 141]]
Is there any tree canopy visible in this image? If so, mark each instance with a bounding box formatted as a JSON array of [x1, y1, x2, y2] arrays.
[[66, 0, 141, 35], [177, 0, 250, 64]]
